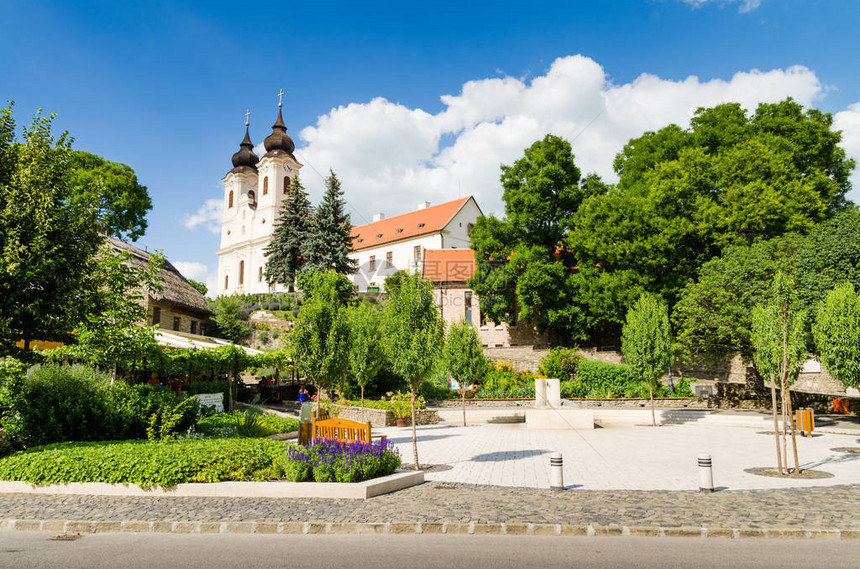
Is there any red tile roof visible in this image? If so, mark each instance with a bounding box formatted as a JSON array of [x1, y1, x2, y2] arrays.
[[422, 249, 476, 282], [351, 197, 473, 251]]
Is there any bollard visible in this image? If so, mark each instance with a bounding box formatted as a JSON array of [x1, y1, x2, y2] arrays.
[[698, 453, 714, 492], [550, 452, 564, 490]]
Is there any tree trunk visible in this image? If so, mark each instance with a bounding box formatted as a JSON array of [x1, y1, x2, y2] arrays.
[[228, 353, 236, 412], [781, 386, 789, 473], [461, 386, 467, 427], [110, 359, 117, 388], [360, 385, 365, 423], [648, 382, 656, 427], [784, 385, 801, 475], [410, 384, 419, 470], [769, 373, 783, 475], [23, 339, 30, 352]]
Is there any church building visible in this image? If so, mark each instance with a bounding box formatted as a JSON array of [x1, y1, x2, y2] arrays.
[[216, 100, 302, 296]]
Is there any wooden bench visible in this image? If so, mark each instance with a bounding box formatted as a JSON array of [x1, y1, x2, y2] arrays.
[[311, 417, 387, 445]]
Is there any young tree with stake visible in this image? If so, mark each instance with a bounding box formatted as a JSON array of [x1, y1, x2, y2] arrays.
[[443, 319, 488, 427]]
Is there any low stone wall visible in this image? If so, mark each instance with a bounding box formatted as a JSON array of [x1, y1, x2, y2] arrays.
[[334, 405, 439, 427]]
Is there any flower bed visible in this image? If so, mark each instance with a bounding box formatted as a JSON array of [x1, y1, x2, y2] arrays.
[[284, 439, 401, 483]]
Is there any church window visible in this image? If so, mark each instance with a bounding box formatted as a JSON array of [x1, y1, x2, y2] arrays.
[[228, 191, 234, 208], [248, 190, 256, 207], [224, 275, 229, 289], [152, 307, 161, 326], [263, 177, 269, 195], [385, 251, 393, 268], [241, 225, 245, 235], [239, 261, 245, 285], [283, 176, 291, 192], [369, 256, 376, 271], [258, 267, 263, 282]]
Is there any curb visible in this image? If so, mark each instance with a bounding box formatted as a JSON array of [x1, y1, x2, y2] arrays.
[[1, 519, 856, 540]]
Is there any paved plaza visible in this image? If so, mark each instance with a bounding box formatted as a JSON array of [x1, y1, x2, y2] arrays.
[[381, 408, 860, 491]]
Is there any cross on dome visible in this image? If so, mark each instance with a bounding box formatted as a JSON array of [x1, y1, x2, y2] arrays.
[[277, 89, 284, 108], [244, 109, 250, 126]]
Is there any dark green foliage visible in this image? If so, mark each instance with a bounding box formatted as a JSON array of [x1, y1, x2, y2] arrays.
[[264, 176, 313, 288], [469, 135, 605, 336], [66, 150, 152, 240], [538, 347, 583, 381], [304, 169, 357, 274], [194, 411, 298, 438], [795, 208, 860, 310], [0, 364, 197, 448], [563, 359, 638, 398], [209, 296, 251, 342], [187, 279, 208, 296], [296, 269, 355, 306], [674, 235, 803, 359], [146, 396, 198, 441], [813, 282, 860, 388], [0, 438, 286, 487]]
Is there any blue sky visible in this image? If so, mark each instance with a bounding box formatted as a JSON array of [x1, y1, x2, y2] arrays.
[[3, 0, 860, 293]]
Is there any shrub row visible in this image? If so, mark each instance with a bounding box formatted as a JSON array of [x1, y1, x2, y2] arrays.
[[284, 439, 401, 483], [194, 411, 298, 438], [0, 438, 285, 487]]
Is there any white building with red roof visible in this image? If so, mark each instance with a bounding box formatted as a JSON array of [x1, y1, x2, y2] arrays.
[[349, 196, 482, 292]]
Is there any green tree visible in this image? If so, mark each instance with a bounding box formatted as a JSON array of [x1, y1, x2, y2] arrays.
[[296, 267, 355, 306], [812, 282, 860, 389], [0, 105, 103, 354], [442, 319, 488, 427], [74, 243, 164, 384], [673, 235, 803, 359], [346, 302, 385, 407], [568, 99, 854, 337], [209, 296, 250, 342], [264, 176, 312, 290], [187, 279, 208, 297], [621, 293, 672, 427], [795, 208, 860, 310], [382, 272, 445, 468], [304, 169, 357, 274], [469, 135, 605, 338], [289, 270, 352, 398], [750, 273, 806, 476], [66, 150, 152, 241]]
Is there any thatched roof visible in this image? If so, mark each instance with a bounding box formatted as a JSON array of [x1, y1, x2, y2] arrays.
[[108, 237, 211, 316]]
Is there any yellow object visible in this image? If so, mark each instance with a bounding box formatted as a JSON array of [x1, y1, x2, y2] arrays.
[[795, 408, 814, 436]]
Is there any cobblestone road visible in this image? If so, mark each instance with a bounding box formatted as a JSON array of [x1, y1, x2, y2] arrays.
[[1, 483, 857, 532]]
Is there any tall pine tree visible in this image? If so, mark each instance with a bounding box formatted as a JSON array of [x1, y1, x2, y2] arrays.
[[304, 169, 357, 274], [264, 175, 312, 290]]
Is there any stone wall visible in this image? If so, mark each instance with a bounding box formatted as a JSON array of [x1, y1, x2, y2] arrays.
[[334, 405, 439, 427]]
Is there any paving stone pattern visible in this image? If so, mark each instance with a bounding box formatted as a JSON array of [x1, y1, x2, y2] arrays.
[[1, 483, 857, 534]]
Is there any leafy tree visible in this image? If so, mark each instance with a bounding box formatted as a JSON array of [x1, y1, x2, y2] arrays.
[[568, 99, 854, 337], [383, 269, 410, 295], [750, 273, 806, 476], [264, 176, 312, 290], [346, 302, 385, 407], [621, 293, 672, 427], [187, 279, 208, 297], [66, 150, 152, 241], [673, 235, 803, 359], [296, 267, 355, 306], [209, 296, 250, 342], [795, 208, 860, 310], [304, 169, 357, 274], [813, 282, 860, 389], [442, 319, 488, 427], [0, 105, 103, 354], [74, 243, 164, 384], [382, 272, 445, 468], [289, 270, 352, 398], [469, 135, 605, 338]]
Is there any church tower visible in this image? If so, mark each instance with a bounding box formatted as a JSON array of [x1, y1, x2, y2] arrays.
[[216, 94, 302, 296]]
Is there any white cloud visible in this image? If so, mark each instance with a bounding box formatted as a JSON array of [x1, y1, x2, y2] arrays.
[[680, 0, 763, 13], [173, 261, 217, 297], [834, 103, 860, 198], [294, 55, 825, 219], [183, 198, 222, 234]]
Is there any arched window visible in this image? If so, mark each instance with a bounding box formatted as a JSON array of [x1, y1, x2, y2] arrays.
[[239, 261, 245, 285], [258, 266, 263, 282], [283, 176, 291, 193], [224, 275, 229, 290], [263, 177, 269, 195], [248, 190, 256, 207], [228, 191, 234, 208]]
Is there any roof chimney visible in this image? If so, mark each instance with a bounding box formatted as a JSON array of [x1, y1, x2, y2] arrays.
[[372, 212, 385, 222], [417, 201, 430, 210]]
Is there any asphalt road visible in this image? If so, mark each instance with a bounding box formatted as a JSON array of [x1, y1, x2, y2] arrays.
[[1, 531, 858, 569]]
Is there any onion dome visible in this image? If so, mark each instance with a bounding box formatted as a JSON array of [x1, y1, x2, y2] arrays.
[[263, 108, 296, 156], [231, 126, 259, 170]]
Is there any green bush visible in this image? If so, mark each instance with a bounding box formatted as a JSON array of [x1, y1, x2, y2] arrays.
[[184, 380, 229, 396], [0, 438, 285, 487], [194, 411, 298, 438], [539, 347, 582, 381], [562, 359, 638, 398], [0, 364, 198, 448], [419, 373, 456, 400], [335, 393, 427, 413], [473, 361, 537, 398], [284, 439, 401, 483]]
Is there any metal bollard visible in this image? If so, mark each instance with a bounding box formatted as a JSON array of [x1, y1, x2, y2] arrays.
[[550, 452, 564, 490], [698, 453, 714, 492]]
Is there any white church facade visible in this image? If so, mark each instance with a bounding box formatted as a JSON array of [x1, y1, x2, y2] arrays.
[[216, 103, 302, 296]]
